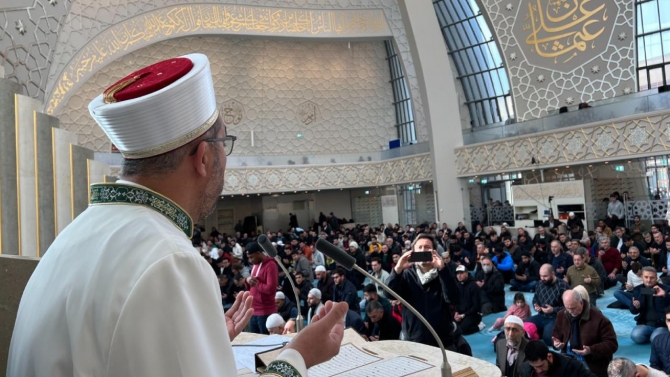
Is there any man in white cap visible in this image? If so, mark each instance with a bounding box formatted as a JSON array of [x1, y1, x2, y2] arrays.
[[307, 288, 324, 325], [266, 314, 286, 335], [567, 212, 585, 233], [315, 265, 334, 302], [494, 315, 528, 377], [7, 54, 348, 377]]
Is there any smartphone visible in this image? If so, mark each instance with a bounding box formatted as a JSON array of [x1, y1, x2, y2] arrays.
[[409, 251, 433, 262], [640, 287, 655, 296]]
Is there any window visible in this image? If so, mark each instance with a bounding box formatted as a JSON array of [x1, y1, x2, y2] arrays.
[[636, 0, 670, 90], [384, 40, 417, 145], [433, 0, 514, 127]]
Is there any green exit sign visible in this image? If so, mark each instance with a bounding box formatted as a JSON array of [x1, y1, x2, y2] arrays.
[[615, 165, 625, 172]]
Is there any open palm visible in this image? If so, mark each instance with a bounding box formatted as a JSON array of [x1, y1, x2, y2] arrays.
[[225, 291, 253, 341]]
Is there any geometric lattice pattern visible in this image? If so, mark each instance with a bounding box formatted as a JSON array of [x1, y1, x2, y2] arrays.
[[455, 112, 670, 176], [489, 206, 514, 223], [626, 200, 670, 222], [58, 37, 397, 154], [482, 0, 636, 121], [221, 154, 432, 195], [354, 196, 383, 228]]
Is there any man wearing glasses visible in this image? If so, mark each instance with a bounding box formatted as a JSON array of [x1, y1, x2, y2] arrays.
[[8, 54, 349, 377], [387, 233, 461, 350]]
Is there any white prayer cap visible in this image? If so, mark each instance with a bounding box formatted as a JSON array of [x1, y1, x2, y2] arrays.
[[505, 315, 524, 328], [266, 313, 285, 329], [315, 265, 326, 272], [309, 288, 322, 300], [349, 241, 359, 249], [569, 212, 575, 217], [275, 291, 285, 300], [88, 54, 218, 159]]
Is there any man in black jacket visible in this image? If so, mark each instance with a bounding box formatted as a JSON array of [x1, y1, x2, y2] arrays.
[[332, 267, 360, 313], [519, 340, 596, 377], [510, 252, 541, 292], [629, 267, 670, 344], [314, 265, 334, 302], [475, 257, 506, 315], [387, 234, 461, 350], [455, 265, 482, 335], [364, 301, 401, 341]]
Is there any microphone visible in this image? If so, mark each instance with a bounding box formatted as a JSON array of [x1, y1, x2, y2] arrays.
[[315, 238, 452, 377], [257, 235, 304, 332]]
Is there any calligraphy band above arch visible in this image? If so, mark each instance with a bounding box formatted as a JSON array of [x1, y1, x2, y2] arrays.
[[44, 4, 393, 115]]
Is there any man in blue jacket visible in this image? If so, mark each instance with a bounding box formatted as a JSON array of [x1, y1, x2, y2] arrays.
[[492, 245, 514, 283], [549, 240, 573, 280]]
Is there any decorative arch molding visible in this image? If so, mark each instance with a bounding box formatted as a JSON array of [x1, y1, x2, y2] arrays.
[[44, 4, 392, 115]]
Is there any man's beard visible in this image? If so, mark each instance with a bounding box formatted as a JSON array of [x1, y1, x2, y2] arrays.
[[196, 151, 225, 222], [506, 338, 519, 346]]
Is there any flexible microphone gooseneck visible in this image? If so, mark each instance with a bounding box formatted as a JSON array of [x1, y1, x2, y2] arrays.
[[315, 238, 452, 377], [257, 235, 304, 332]]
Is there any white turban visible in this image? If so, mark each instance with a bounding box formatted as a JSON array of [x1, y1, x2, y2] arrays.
[[315, 265, 326, 272], [309, 288, 322, 300], [275, 292, 285, 300], [504, 315, 524, 328]]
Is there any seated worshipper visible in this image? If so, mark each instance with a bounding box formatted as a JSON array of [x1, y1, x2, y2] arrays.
[[387, 234, 461, 350], [232, 275, 247, 299], [283, 318, 297, 335], [608, 357, 667, 377], [449, 243, 474, 270], [568, 212, 585, 233], [527, 264, 570, 346], [621, 245, 650, 276], [332, 268, 360, 313], [492, 245, 515, 283], [275, 292, 298, 322], [597, 237, 622, 289], [533, 226, 554, 246], [495, 315, 529, 377], [504, 236, 522, 265], [266, 314, 286, 335], [345, 310, 367, 335], [292, 251, 314, 282], [219, 274, 234, 309], [490, 293, 532, 331], [7, 54, 351, 377], [314, 265, 334, 302], [441, 251, 458, 275], [361, 284, 392, 321], [519, 340, 597, 377], [475, 256, 507, 315], [549, 241, 573, 280], [613, 262, 643, 309], [629, 267, 670, 344], [552, 290, 618, 377], [650, 307, 670, 375], [455, 265, 482, 335], [364, 301, 401, 342], [511, 252, 541, 292], [293, 271, 313, 316], [564, 248, 601, 305], [306, 288, 324, 325], [366, 257, 390, 297]]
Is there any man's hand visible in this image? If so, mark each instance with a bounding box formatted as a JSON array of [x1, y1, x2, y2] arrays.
[[534, 303, 542, 313], [431, 250, 445, 271], [584, 276, 592, 284], [225, 291, 253, 341], [632, 297, 641, 309], [625, 283, 633, 291], [542, 305, 554, 314], [394, 251, 414, 274], [284, 301, 348, 369], [369, 336, 379, 341], [571, 346, 591, 355], [557, 267, 564, 274], [654, 285, 666, 297], [294, 287, 301, 295], [552, 336, 565, 350], [246, 276, 258, 287], [608, 272, 617, 280], [476, 280, 484, 288]]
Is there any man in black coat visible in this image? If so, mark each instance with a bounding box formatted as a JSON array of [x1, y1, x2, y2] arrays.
[[364, 300, 401, 341], [315, 265, 334, 302], [519, 340, 596, 377], [455, 265, 482, 335], [387, 234, 460, 350], [332, 267, 360, 313], [475, 256, 506, 315]]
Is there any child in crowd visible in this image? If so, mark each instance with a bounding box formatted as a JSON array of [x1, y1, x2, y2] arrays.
[[489, 292, 531, 331]]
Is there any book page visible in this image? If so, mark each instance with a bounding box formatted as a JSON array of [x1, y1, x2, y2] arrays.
[[307, 344, 381, 377], [337, 356, 433, 377], [232, 334, 291, 371]]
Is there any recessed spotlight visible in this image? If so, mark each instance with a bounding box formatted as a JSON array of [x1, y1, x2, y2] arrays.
[[605, 161, 609, 164], [565, 166, 570, 168]]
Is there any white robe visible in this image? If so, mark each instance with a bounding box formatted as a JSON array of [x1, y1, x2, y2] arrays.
[[7, 181, 305, 376]]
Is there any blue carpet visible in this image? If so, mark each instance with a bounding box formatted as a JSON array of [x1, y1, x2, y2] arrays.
[[465, 285, 652, 366]]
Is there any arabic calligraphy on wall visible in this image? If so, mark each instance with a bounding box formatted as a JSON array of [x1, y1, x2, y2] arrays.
[[513, 0, 615, 72], [44, 4, 391, 115]]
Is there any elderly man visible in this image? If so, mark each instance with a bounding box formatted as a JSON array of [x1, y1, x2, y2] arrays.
[[598, 237, 622, 289], [314, 265, 334, 302], [8, 54, 350, 377], [608, 357, 667, 377], [475, 256, 507, 315], [564, 248, 601, 305], [306, 288, 324, 325], [266, 314, 286, 335], [552, 290, 617, 376], [630, 267, 670, 344], [527, 264, 570, 346], [495, 315, 529, 377]]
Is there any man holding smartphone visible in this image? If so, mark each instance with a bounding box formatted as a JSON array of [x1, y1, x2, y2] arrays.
[[629, 267, 670, 344], [387, 234, 461, 349]]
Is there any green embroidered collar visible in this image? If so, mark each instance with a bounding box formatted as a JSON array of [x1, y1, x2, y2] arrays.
[[89, 183, 193, 238]]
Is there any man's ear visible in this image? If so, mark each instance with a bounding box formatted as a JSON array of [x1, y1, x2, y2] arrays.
[[191, 141, 209, 177]]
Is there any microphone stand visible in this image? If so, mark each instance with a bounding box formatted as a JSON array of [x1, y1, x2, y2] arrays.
[[274, 256, 304, 333], [352, 264, 452, 377]]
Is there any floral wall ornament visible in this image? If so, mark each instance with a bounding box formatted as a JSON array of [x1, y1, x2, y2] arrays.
[[566, 97, 575, 105], [505, 3, 514, 11], [618, 32, 628, 41], [510, 52, 517, 61], [537, 74, 545, 83], [591, 65, 600, 74], [16, 20, 26, 35]]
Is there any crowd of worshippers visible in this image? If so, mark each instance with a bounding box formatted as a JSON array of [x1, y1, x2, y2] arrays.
[[192, 207, 670, 377]]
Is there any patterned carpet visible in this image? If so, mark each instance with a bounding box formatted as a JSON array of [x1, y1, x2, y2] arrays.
[[465, 285, 652, 366]]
